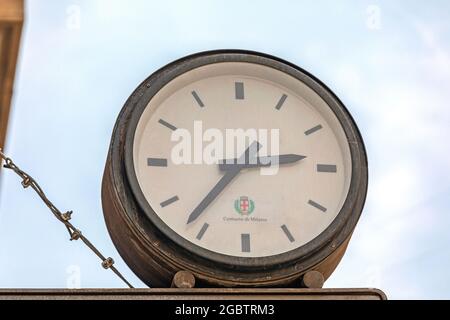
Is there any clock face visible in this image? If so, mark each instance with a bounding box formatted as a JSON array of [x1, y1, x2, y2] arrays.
[[128, 59, 352, 261]]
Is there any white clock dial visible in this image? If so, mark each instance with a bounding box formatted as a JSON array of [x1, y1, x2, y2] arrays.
[[132, 62, 352, 258]]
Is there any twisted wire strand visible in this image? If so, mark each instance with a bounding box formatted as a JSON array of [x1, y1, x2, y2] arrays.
[[0, 149, 134, 288]]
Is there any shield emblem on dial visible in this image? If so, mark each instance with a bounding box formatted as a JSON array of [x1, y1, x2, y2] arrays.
[[234, 196, 255, 216]]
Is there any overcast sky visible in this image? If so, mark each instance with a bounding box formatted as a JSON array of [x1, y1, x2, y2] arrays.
[[1, 0, 449, 299]]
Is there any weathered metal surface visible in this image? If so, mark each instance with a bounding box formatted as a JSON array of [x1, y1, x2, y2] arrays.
[[101, 50, 369, 288], [0, 0, 23, 153], [0, 288, 387, 300]]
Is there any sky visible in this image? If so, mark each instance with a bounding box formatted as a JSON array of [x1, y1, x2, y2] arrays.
[[0, 0, 450, 299]]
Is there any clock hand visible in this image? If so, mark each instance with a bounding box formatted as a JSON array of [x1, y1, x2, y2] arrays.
[[218, 154, 306, 171], [187, 141, 261, 225]]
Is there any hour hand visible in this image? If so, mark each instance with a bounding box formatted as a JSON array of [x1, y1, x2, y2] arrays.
[[218, 154, 306, 171]]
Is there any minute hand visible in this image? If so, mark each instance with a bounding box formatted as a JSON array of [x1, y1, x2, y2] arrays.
[[187, 142, 261, 225], [218, 154, 306, 171]]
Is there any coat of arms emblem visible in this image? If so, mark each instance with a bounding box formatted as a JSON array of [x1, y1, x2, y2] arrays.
[[234, 196, 255, 215]]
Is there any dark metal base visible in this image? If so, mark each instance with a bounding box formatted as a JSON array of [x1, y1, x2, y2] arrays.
[[0, 288, 386, 300]]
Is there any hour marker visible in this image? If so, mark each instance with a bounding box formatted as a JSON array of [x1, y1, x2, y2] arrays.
[[196, 223, 209, 240], [241, 233, 250, 252], [308, 200, 327, 212], [317, 164, 337, 173], [275, 94, 288, 110], [235, 82, 244, 100], [158, 119, 177, 131], [160, 196, 179, 208], [305, 124, 323, 135], [191, 90, 204, 107], [147, 158, 167, 167], [281, 224, 295, 242]]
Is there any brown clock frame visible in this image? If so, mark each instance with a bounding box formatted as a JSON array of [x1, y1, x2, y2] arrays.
[[101, 50, 368, 287]]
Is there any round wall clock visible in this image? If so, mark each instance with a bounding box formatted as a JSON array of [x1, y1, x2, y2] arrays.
[[101, 50, 368, 287]]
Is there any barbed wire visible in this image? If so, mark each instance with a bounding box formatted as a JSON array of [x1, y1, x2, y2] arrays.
[[0, 148, 133, 288]]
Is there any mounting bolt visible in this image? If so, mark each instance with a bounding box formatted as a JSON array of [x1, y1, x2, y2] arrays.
[[301, 270, 325, 288], [171, 271, 196, 288]]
